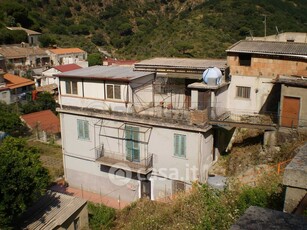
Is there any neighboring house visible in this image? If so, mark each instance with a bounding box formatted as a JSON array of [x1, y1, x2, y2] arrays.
[[20, 110, 60, 142], [41, 63, 82, 87], [0, 44, 49, 68], [0, 73, 34, 104], [18, 191, 88, 229], [103, 57, 138, 66], [247, 32, 307, 43], [47, 48, 88, 67], [56, 62, 231, 203], [225, 40, 307, 123], [6, 26, 42, 46]]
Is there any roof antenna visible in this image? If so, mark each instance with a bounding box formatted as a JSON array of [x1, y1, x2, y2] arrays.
[[262, 15, 267, 38], [249, 30, 253, 40]]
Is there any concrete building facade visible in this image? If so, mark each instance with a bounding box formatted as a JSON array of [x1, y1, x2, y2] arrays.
[[226, 40, 307, 119], [57, 64, 229, 203]]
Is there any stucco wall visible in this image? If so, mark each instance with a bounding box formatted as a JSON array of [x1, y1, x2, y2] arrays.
[[227, 75, 274, 113], [61, 113, 214, 202], [280, 84, 307, 127]]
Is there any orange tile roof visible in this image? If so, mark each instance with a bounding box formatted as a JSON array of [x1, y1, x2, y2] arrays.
[[4, 73, 34, 89], [49, 48, 86, 55], [20, 110, 60, 134]]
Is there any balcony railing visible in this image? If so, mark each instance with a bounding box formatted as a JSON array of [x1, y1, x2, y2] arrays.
[[95, 147, 153, 174]]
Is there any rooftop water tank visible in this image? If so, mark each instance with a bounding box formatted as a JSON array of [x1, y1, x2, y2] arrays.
[[202, 67, 222, 86]]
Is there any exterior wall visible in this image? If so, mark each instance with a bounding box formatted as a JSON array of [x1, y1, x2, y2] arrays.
[[61, 113, 214, 202], [212, 84, 229, 117], [59, 76, 154, 113], [61, 203, 89, 230], [0, 89, 11, 104], [227, 75, 273, 113], [228, 54, 307, 77], [28, 35, 40, 46], [280, 84, 307, 127], [49, 52, 87, 66]]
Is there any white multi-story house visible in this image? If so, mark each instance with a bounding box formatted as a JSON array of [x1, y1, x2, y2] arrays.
[[57, 64, 229, 202], [47, 48, 88, 67]]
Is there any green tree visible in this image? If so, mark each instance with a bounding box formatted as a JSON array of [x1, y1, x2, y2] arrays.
[[39, 34, 56, 47], [20, 92, 57, 114], [0, 102, 27, 136], [88, 53, 102, 66], [0, 137, 50, 227]]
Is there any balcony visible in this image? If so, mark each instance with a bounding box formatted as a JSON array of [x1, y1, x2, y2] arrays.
[[95, 148, 153, 174]]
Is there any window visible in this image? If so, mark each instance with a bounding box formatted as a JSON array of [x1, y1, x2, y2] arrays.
[[77, 119, 89, 140], [172, 180, 185, 194], [174, 134, 186, 158], [239, 53, 251, 66], [106, 84, 121, 100], [66, 80, 78, 95], [125, 126, 140, 162], [236, 86, 251, 99]]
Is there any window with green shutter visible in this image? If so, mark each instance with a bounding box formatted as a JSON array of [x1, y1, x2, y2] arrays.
[[125, 126, 140, 162], [174, 134, 186, 158], [77, 119, 89, 140]]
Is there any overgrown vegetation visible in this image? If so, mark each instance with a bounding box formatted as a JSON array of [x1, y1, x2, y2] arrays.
[[0, 0, 306, 59], [88, 202, 116, 230], [0, 137, 50, 228], [111, 173, 283, 230]]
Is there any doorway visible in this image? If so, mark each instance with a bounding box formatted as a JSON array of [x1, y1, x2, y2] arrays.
[[281, 96, 300, 128]]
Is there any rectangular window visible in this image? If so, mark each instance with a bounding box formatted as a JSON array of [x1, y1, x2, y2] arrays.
[[239, 53, 251, 66], [236, 86, 251, 99], [106, 84, 121, 100], [125, 126, 140, 162], [174, 134, 186, 158], [65, 80, 78, 95], [77, 119, 89, 140], [172, 180, 185, 194]]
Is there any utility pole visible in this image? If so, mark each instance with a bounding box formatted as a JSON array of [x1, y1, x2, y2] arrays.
[[263, 15, 267, 38]]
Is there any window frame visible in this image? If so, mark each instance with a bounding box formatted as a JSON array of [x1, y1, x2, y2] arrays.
[[174, 134, 186, 158], [238, 53, 252, 66], [125, 125, 140, 162], [77, 119, 90, 140], [236, 86, 251, 99], [106, 83, 121, 100], [65, 80, 78, 95], [172, 180, 185, 194]]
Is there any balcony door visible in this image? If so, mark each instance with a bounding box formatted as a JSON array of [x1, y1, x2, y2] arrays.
[[125, 126, 140, 162]]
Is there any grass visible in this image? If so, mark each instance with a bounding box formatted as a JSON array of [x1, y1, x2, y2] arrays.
[[28, 140, 63, 180]]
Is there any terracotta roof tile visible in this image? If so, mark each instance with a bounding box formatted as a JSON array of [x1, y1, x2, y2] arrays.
[[54, 64, 82, 72], [49, 48, 86, 55], [4, 73, 34, 89], [0, 45, 48, 59], [20, 110, 60, 134]]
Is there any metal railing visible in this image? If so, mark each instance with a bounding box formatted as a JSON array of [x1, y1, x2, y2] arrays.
[[96, 147, 153, 169]]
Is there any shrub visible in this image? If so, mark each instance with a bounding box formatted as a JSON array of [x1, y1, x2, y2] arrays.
[[88, 202, 116, 230]]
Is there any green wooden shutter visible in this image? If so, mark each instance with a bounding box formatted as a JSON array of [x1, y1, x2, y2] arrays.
[[125, 126, 133, 161], [77, 119, 82, 139], [84, 121, 89, 139], [174, 134, 179, 156], [181, 135, 186, 157], [132, 127, 140, 162]]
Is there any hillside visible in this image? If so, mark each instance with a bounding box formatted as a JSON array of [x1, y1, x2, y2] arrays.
[[0, 0, 307, 59]]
